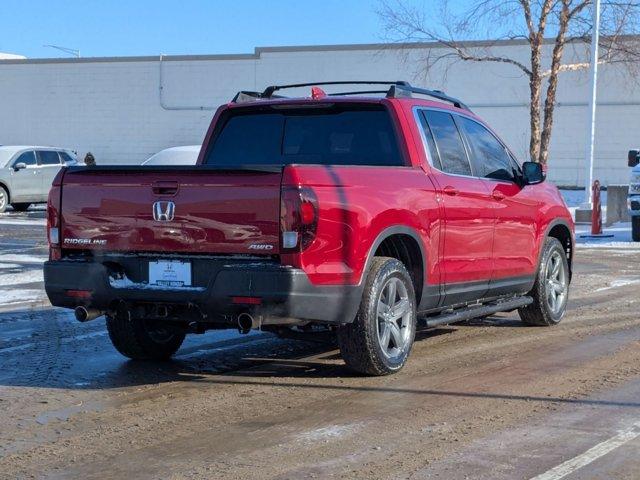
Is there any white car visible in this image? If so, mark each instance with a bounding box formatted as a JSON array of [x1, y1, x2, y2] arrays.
[[142, 146, 200, 166], [0, 146, 77, 213]]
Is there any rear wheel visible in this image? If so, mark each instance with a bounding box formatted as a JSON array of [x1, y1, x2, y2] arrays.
[[0, 187, 7, 213], [10, 203, 30, 212], [106, 313, 186, 360], [519, 237, 569, 326], [338, 257, 417, 376], [632, 217, 640, 242]]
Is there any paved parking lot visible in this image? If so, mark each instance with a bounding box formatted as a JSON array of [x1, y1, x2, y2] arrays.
[[1, 208, 640, 479]]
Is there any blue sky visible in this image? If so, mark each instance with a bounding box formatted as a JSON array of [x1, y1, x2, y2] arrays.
[[1, 0, 395, 58]]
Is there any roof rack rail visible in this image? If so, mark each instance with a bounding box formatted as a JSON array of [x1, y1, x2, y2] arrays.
[[230, 81, 470, 111], [386, 85, 470, 111], [231, 81, 410, 103], [261, 81, 411, 99]]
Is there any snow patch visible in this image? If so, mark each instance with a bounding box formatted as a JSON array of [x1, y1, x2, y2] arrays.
[[0, 263, 21, 270], [297, 424, 360, 442], [595, 277, 640, 292], [0, 254, 47, 264], [0, 269, 44, 287], [0, 218, 46, 226], [575, 222, 640, 249], [0, 288, 46, 306]]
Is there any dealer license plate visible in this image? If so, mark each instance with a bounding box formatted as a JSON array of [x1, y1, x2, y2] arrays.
[[148, 260, 192, 287]]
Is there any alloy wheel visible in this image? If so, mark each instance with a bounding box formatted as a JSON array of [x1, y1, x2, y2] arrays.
[[376, 277, 413, 359], [545, 251, 567, 315]]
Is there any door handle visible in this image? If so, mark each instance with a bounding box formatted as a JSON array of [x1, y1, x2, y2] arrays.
[[443, 186, 459, 196], [492, 190, 505, 200]]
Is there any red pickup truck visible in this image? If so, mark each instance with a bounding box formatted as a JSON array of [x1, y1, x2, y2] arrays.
[[44, 81, 574, 375]]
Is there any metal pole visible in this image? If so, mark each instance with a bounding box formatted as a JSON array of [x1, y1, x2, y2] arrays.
[[582, 0, 601, 207]]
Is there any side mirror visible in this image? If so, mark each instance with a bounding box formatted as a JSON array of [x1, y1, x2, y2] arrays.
[[522, 161, 545, 185], [628, 149, 640, 167], [13, 162, 27, 171]]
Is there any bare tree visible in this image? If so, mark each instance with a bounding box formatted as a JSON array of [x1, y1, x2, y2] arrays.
[[379, 0, 640, 164]]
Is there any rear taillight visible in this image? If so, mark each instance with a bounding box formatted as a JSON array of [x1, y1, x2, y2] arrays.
[[280, 186, 318, 252], [47, 170, 64, 260]]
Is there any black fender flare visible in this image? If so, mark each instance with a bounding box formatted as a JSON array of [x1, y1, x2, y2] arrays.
[[359, 226, 431, 309], [541, 218, 574, 278], [361, 226, 428, 285]]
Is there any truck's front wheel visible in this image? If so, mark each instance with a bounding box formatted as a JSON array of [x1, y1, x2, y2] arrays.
[[632, 217, 640, 242], [106, 314, 185, 360], [338, 257, 417, 376], [518, 237, 569, 326]]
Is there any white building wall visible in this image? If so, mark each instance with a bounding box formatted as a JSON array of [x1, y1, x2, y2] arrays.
[[0, 42, 637, 186]]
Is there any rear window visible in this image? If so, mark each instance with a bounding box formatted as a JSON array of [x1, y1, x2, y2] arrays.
[[204, 105, 405, 167]]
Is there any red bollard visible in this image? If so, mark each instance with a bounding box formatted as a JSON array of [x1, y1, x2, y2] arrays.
[[591, 180, 603, 235]]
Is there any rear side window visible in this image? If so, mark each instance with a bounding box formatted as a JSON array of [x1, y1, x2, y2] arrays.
[[59, 152, 75, 164], [13, 151, 37, 167], [423, 110, 471, 176], [205, 106, 404, 167], [417, 111, 443, 170], [38, 151, 62, 166], [458, 117, 516, 182]]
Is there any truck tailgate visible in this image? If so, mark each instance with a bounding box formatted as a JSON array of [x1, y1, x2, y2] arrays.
[[59, 166, 282, 255]]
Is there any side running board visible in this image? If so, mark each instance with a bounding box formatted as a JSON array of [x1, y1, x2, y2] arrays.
[[420, 296, 533, 328]]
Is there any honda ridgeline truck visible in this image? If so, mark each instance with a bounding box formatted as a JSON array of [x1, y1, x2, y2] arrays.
[[44, 81, 574, 375]]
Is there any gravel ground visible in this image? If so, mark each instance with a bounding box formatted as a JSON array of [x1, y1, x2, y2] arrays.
[[1, 206, 640, 479]]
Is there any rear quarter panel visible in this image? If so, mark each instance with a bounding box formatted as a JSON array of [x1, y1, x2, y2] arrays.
[[281, 165, 441, 287]]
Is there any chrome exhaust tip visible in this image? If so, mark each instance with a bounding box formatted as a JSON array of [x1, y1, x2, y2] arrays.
[[237, 312, 257, 334], [74, 306, 104, 323]]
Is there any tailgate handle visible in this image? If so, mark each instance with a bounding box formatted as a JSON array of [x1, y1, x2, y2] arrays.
[[152, 181, 179, 196]]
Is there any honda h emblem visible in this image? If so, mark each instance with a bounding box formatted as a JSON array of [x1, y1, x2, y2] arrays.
[[153, 201, 175, 221]]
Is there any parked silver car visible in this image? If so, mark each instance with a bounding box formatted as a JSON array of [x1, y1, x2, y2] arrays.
[[0, 146, 77, 213]]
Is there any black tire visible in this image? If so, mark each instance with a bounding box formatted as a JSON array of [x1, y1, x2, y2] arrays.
[[518, 237, 569, 326], [10, 203, 30, 212], [0, 186, 8, 213], [106, 313, 186, 360], [338, 257, 417, 376], [632, 217, 640, 242]]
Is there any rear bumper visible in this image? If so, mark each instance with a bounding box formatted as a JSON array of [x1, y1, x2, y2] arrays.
[[44, 256, 362, 325]]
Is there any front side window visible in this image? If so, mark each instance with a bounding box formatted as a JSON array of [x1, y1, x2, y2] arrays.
[[205, 105, 404, 167], [458, 117, 516, 182], [13, 151, 37, 167], [423, 110, 472, 176], [38, 151, 62, 166]]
